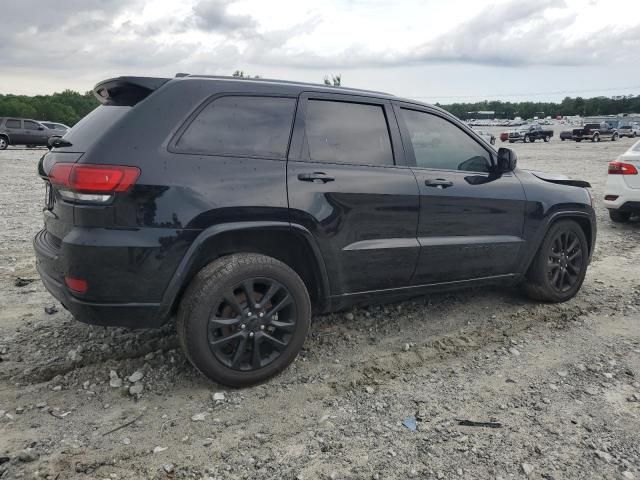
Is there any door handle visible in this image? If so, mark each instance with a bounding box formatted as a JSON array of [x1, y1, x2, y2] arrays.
[[298, 172, 335, 183], [425, 178, 453, 188]]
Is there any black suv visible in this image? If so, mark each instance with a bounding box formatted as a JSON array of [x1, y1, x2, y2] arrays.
[[34, 76, 596, 386]]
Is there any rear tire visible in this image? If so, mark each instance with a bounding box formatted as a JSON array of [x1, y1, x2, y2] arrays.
[[611, 133, 618, 141], [593, 134, 600, 142], [609, 210, 631, 223], [177, 253, 311, 387], [544, 135, 550, 142], [524, 135, 531, 143], [523, 220, 588, 303], [0, 136, 7, 150]]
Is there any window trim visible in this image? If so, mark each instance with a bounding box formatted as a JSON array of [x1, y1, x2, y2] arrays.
[[168, 93, 299, 160], [24, 120, 40, 130], [393, 102, 497, 174], [288, 92, 407, 168]]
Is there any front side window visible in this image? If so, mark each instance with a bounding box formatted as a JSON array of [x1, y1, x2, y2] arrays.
[[401, 109, 491, 173], [304, 99, 394, 166], [5, 119, 21, 129], [24, 120, 40, 130], [176, 96, 296, 159]]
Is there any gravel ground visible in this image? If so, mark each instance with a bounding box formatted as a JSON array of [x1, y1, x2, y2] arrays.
[[1, 131, 639, 480]]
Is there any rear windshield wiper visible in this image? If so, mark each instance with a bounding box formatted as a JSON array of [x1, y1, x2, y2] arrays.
[[48, 137, 73, 149]]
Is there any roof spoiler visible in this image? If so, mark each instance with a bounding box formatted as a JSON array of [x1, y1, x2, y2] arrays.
[[93, 76, 169, 106]]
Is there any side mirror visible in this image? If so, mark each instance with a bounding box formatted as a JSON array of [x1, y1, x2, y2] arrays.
[[38, 126, 44, 130], [497, 147, 517, 173]]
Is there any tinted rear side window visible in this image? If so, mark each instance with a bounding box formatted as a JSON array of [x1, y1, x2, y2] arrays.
[[57, 106, 130, 151], [6, 119, 20, 129], [176, 96, 296, 159], [304, 100, 393, 166]]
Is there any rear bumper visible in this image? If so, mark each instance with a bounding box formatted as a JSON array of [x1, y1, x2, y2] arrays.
[[604, 175, 640, 210], [33, 228, 186, 329]]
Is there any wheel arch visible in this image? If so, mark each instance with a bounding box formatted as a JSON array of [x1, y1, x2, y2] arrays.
[[522, 211, 595, 276], [159, 222, 331, 321], [0, 133, 10, 142]]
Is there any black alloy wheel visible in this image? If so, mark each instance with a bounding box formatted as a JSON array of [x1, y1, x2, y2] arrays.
[[546, 230, 583, 293], [177, 253, 311, 387], [523, 220, 589, 303], [208, 278, 297, 371]]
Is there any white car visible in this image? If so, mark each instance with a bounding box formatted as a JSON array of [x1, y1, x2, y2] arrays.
[[472, 129, 496, 145], [604, 139, 640, 222]]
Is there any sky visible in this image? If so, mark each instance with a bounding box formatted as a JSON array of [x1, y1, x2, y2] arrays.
[[1, 0, 640, 103]]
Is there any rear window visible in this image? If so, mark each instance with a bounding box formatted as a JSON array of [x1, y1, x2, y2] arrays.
[[56, 106, 130, 151], [175, 96, 296, 159], [5, 119, 20, 129], [304, 99, 394, 166]]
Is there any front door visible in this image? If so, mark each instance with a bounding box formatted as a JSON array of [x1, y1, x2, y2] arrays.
[[23, 120, 47, 145], [394, 104, 526, 285], [287, 93, 420, 295]]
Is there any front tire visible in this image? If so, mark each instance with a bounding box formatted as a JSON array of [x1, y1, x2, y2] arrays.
[[523, 220, 588, 303], [593, 134, 600, 142], [544, 135, 550, 142], [611, 133, 618, 141], [177, 253, 311, 387], [524, 135, 531, 143], [609, 210, 631, 223]]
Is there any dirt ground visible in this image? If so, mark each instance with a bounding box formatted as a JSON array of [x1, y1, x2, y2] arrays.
[[1, 129, 639, 480]]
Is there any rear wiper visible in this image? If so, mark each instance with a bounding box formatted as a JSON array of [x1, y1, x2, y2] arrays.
[[48, 137, 73, 150]]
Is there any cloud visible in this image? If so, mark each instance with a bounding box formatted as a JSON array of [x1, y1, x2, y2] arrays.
[[1, 0, 639, 96], [192, 0, 257, 33]]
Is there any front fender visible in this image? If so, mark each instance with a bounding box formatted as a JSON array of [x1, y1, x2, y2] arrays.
[[518, 209, 596, 275]]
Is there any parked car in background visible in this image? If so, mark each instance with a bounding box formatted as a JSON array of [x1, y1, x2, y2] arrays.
[[572, 122, 619, 142], [40, 121, 70, 135], [604, 139, 640, 222], [34, 74, 596, 386], [618, 125, 637, 138], [508, 124, 554, 143], [472, 129, 496, 145], [560, 130, 573, 141], [0, 117, 52, 149]]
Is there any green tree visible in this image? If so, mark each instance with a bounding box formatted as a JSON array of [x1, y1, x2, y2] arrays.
[[323, 74, 342, 86]]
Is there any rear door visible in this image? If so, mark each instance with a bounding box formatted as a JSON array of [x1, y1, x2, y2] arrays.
[[287, 93, 420, 295], [395, 104, 526, 285], [5, 119, 24, 143]]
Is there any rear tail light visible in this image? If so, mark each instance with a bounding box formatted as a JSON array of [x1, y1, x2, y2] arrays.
[[608, 162, 638, 175], [49, 163, 140, 203], [65, 276, 88, 294]]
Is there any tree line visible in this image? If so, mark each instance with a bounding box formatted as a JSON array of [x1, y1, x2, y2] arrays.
[[437, 95, 640, 120], [1, 78, 639, 127], [0, 90, 99, 126]]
